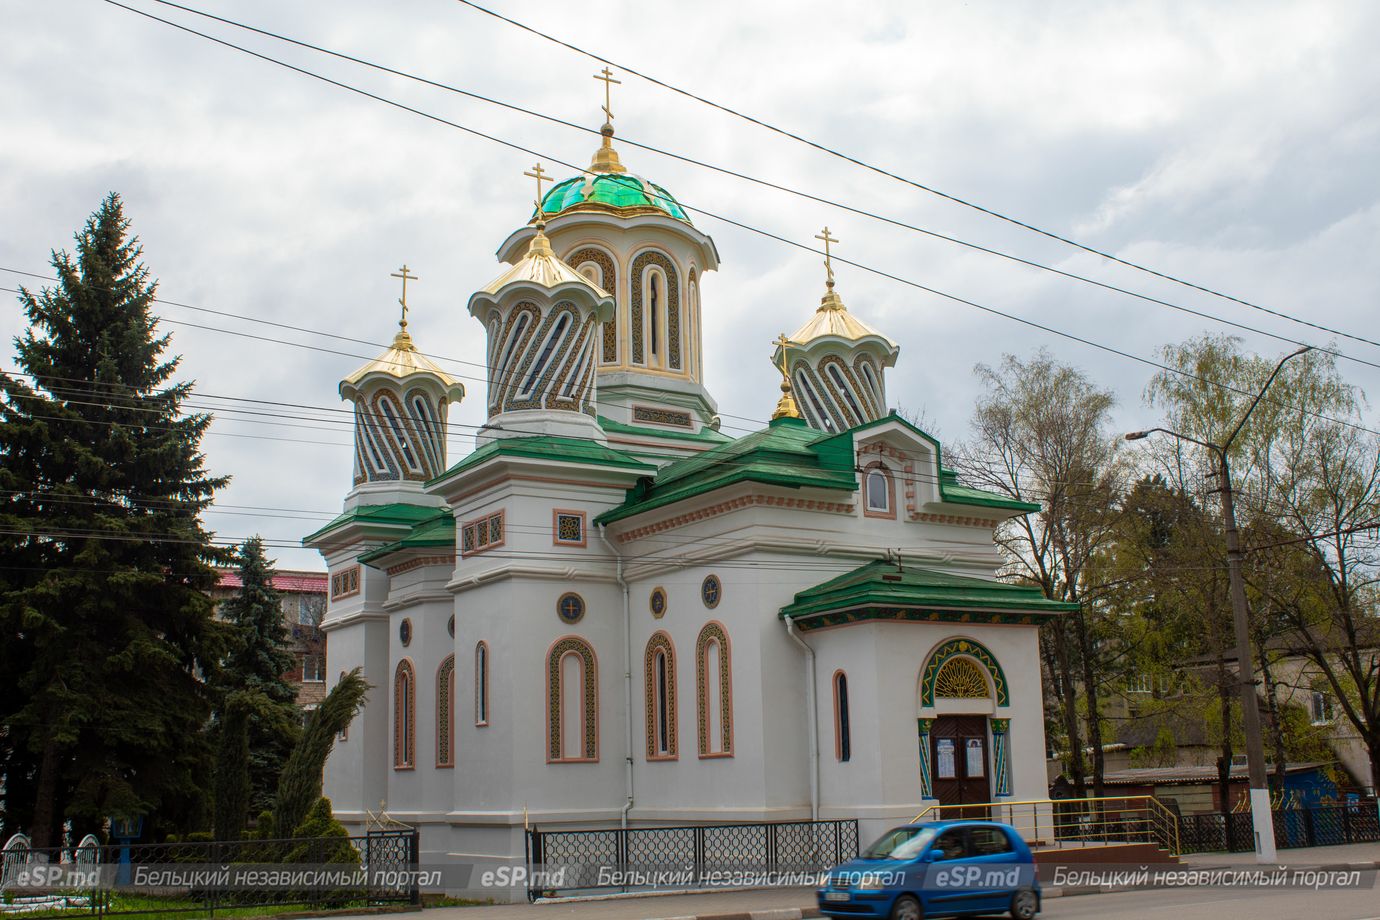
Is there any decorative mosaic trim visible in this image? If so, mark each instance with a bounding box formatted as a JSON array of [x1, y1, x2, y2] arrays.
[[566, 247, 619, 364], [920, 638, 1009, 707], [700, 574, 722, 609], [488, 302, 541, 414], [504, 304, 586, 413], [695, 621, 733, 756], [616, 495, 854, 542], [912, 512, 995, 529], [557, 592, 586, 625], [330, 565, 361, 600], [436, 655, 455, 768], [933, 657, 990, 699], [643, 631, 678, 759], [393, 659, 415, 769], [630, 250, 681, 369], [819, 355, 871, 427], [853, 354, 885, 416], [992, 718, 1011, 796], [547, 636, 598, 761], [384, 554, 455, 577], [796, 606, 1045, 632], [633, 405, 693, 428], [553, 509, 587, 547], [461, 510, 505, 557], [649, 586, 668, 618], [917, 718, 934, 798]]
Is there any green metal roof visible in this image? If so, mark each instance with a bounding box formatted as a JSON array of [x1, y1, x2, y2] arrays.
[[597, 415, 733, 445], [780, 559, 1079, 622], [595, 416, 856, 525], [429, 434, 654, 488], [537, 174, 690, 223], [302, 502, 446, 545], [595, 412, 1042, 526], [358, 510, 455, 564]]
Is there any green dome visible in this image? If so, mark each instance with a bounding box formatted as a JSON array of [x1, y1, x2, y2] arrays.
[[537, 173, 691, 223]]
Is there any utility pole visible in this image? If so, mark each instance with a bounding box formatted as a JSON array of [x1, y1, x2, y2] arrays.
[[1126, 345, 1309, 864]]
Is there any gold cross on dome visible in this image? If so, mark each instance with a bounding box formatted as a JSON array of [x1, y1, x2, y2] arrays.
[[774, 332, 793, 379], [524, 162, 552, 211], [815, 226, 840, 287], [594, 66, 621, 124], [390, 264, 418, 329]]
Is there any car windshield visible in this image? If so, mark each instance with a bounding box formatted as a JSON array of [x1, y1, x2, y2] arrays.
[[860, 827, 937, 860]]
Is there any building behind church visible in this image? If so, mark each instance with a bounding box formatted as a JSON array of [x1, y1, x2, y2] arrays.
[[304, 98, 1074, 896]]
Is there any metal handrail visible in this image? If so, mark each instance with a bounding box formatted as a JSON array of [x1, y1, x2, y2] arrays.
[[910, 795, 1181, 856]]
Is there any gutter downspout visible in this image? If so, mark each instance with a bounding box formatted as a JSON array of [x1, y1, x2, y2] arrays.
[[599, 524, 635, 832], [784, 616, 819, 822]]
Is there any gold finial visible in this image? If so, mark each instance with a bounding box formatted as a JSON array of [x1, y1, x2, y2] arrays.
[[390, 264, 418, 334], [588, 67, 627, 173], [594, 66, 622, 128], [815, 227, 840, 289], [771, 333, 802, 420]]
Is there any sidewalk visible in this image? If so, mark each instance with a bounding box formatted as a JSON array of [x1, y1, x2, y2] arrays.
[[343, 840, 1380, 920]]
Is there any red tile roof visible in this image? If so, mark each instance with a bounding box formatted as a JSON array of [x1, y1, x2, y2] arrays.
[[215, 568, 327, 594]]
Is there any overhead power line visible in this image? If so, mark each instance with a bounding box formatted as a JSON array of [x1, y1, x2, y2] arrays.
[[126, 0, 1380, 372], [449, 0, 1380, 354], [82, 2, 1380, 442]]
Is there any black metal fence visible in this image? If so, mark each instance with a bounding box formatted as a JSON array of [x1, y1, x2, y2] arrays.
[[0, 829, 419, 916], [1177, 801, 1380, 854], [524, 819, 858, 900]]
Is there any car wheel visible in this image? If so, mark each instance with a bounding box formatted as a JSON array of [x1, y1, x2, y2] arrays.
[[1009, 886, 1038, 919], [890, 894, 922, 920]]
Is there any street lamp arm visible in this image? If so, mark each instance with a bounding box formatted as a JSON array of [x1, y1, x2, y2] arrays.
[[1223, 345, 1311, 451], [1124, 426, 1223, 457]]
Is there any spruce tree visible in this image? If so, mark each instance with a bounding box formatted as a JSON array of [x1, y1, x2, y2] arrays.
[[0, 193, 228, 845], [218, 536, 300, 816], [271, 669, 368, 840]]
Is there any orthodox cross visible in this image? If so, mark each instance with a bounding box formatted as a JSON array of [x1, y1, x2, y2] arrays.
[[815, 226, 839, 287], [390, 264, 418, 330], [594, 66, 621, 124], [524, 162, 552, 212], [774, 332, 793, 380]]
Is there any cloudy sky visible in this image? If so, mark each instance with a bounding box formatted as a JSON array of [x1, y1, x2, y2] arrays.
[[3, 0, 1378, 570]]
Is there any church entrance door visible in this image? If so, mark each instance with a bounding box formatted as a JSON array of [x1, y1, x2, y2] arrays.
[[931, 716, 990, 817]]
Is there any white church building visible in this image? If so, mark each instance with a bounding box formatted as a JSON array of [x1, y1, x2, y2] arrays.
[[305, 111, 1075, 890]]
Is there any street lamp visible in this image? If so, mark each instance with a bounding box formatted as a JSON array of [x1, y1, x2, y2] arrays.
[[1125, 345, 1309, 864]]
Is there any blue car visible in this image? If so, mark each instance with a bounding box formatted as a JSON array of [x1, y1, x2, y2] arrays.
[[818, 820, 1040, 919]]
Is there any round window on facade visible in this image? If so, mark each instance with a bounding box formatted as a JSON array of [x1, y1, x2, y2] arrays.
[[650, 586, 668, 619], [557, 592, 586, 625], [701, 574, 722, 609], [399, 618, 413, 646], [447, 614, 455, 638]]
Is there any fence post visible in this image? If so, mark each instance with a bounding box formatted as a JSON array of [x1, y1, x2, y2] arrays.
[[1343, 805, 1353, 845], [766, 823, 777, 873], [409, 830, 420, 905], [693, 825, 705, 884]]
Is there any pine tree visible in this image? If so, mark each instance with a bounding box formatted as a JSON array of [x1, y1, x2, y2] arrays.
[[218, 536, 300, 815], [0, 193, 228, 845]]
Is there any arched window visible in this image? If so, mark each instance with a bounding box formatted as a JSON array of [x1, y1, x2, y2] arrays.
[[393, 659, 415, 769], [437, 655, 455, 768], [833, 671, 851, 763], [547, 636, 598, 762], [648, 268, 662, 364], [865, 465, 894, 517], [475, 642, 490, 727], [644, 632, 678, 759], [696, 622, 733, 757]]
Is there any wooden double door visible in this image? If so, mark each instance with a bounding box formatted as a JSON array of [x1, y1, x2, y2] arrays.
[[932, 715, 990, 816]]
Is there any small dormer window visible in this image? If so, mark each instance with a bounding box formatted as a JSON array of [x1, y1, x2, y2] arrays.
[[865, 466, 893, 517]]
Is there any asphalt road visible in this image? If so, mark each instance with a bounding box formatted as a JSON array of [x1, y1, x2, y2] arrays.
[[1043, 884, 1380, 920]]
